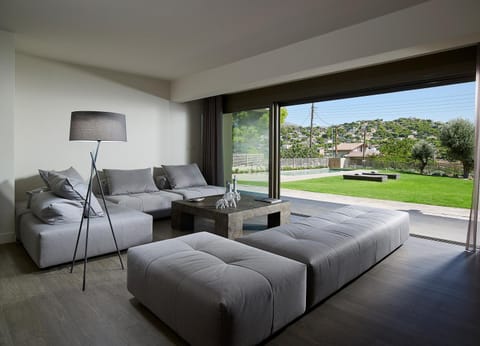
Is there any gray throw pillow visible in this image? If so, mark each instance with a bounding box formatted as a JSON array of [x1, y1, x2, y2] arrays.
[[153, 167, 171, 189], [104, 168, 159, 195], [45, 172, 104, 217], [92, 170, 110, 196], [39, 166, 83, 187], [30, 191, 84, 225], [154, 175, 169, 190], [26, 187, 49, 209], [162, 164, 207, 189]]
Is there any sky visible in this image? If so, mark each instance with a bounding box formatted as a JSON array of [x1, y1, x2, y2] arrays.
[[284, 81, 476, 127]]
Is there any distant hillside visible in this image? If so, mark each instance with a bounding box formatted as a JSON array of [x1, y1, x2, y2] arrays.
[[281, 117, 444, 148]]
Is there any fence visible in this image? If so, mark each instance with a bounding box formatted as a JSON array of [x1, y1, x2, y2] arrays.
[[345, 158, 464, 176], [280, 157, 328, 169], [232, 154, 328, 172], [232, 154, 266, 171], [233, 153, 466, 176]]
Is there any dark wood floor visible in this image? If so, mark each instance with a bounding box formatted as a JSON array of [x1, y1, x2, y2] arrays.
[[1, 219, 479, 346]]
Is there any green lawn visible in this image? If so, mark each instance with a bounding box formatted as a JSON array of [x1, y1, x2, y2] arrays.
[[240, 173, 473, 209]]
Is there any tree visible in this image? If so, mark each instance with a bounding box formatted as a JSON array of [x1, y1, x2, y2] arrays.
[[232, 108, 288, 154], [379, 138, 415, 163], [411, 140, 435, 174], [440, 118, 474, 178], [281, 143, 319, 158]]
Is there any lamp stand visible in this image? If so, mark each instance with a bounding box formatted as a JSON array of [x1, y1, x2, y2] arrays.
[[70, 140, 124, 291]]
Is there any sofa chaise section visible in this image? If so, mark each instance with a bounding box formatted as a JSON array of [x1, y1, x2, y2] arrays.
[[18, 202, 153, 268], [238, 205, 410, 308], [127, 232, 306, 346]]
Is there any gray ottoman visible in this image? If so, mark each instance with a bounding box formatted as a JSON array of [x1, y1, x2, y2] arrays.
[[127, 232, 306, 346], [238, 205, 410, 308]]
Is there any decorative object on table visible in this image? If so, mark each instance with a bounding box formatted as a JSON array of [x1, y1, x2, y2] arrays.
[[232, 175, 241, 203], [255, 197, 282, 204], [215, 198, 229, 209], [216, 181, 237, 209], [69, 110, 127, 291], [224, 181, 237, 208], [189, 197, 205, 202]]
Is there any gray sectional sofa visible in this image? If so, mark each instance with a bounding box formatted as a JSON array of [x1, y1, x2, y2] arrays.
[[127, 204, 410, 345], [16, 163, 224, 268]]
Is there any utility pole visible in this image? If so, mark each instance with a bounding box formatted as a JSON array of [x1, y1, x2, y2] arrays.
[[362, 127, 367, 168], [309, 103, 314, 148], [334, 126, 338, 158]]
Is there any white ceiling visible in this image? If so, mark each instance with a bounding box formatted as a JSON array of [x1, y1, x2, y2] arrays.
[[0, 0, 426, 80]]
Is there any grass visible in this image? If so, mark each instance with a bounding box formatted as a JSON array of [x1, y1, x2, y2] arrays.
[[240, 173, 473, 209]]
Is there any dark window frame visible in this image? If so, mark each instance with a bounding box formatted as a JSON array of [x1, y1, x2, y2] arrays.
[[223, 45, 477, 198]]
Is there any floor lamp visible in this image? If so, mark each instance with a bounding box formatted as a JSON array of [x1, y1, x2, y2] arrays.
[[69, 111, 127, 291]]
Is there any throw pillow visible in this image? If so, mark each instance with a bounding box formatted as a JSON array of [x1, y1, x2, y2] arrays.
[[162, 164, 208, 189], [154, 175, 169, 190], [153, 167, 171, 189], [26, 187, 49, 209], [39, 166, 83, 187], [30, 191, 84, 225], [104, 168, 159, 195], [45, 172, 104, 217], [92, 170, 110, 196]]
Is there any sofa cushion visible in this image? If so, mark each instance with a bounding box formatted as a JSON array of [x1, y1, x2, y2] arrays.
[[26, 187, 49, 209], [104, 190, 182, 213], [162, 164, 207, 189], [104, 168, 159, 195], [169, 185, 225, 199], [30, 191, 84, 225], [44, 172, 104, 217], [39, 166, 83, 187]]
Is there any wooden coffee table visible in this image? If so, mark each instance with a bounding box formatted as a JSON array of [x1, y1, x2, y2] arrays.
[[171, 194, 290, 239]]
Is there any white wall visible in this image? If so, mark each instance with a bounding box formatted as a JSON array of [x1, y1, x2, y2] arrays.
[[15, 53, 202, 200], [0, 30, 16, 243]]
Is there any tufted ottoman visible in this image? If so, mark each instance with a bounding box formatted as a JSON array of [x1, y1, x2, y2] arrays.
[[127, 232, 306, 346], [238, 205, 410, 308]]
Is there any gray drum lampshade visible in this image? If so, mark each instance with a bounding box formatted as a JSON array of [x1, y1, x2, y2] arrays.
[[69, 111, 127, 142]]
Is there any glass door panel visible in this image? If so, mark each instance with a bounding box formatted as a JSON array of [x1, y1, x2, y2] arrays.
[[223, 108, 270, 196]]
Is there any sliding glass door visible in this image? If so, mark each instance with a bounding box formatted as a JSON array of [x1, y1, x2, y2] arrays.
[[223, 108, 270, 196]]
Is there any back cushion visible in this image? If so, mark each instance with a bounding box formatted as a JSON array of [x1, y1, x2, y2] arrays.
[[39, 166, 83, 187], [104, 168, 159, 195], [162, 164, 207, 189]]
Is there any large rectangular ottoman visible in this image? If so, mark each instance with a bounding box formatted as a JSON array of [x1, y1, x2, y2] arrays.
[[17, 202, 153, 268], [238, 205, 410, 308], [127, 232, 306, 346]]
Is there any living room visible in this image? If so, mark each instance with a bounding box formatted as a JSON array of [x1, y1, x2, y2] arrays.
[[1, 1, 480, 345]]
